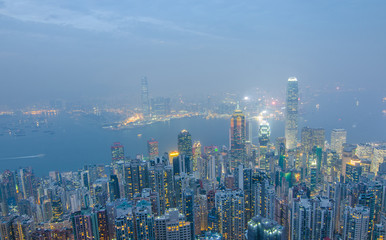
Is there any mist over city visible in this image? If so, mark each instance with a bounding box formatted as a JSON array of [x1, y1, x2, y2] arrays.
[[0, 1, 385, 240]]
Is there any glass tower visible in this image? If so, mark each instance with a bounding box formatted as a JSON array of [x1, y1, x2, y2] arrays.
[[141, 77, 150, 116], [285, 77, 299, 150], [230, 107, 246, 168]]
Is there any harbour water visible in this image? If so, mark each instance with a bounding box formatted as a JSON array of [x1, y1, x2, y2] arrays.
[[0, 89, 384, 176]]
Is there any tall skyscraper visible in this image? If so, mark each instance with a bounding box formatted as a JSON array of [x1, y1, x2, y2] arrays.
[[370, 146, 386, 175], [301, 127, 325, 154], [141, 77, 150, 116], [192, 141, 202, 172], [109, 174, 120, 201], [343, 206, 370, 240], [147, 138, 159, 160], [215, 189, 245, 240], [330, 129, 347, 157], [178, 130, 193, 158], [285, 77, 299, 150], [258, 120, 271, 147], [111, 142, 125, 163], [230, 106, 246, 168]]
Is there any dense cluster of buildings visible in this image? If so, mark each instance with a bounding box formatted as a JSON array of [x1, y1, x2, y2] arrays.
[[0, 78, 385, 240]]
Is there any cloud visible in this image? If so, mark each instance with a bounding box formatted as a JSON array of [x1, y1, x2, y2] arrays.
[[0, 0, 220, 39]]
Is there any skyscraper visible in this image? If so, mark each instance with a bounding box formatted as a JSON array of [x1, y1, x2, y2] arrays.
[[258, 120, 271, 147], [215, 189, 245, 240], [285, 77, 299, 150], [178, 130, 193, 158], [330, 129, 347, 157], [141, 77, 150, 116], [343, 206, 370, 240], [147, 138, 159, 160], [154, 209, 191, 240], [111, 142, 125, 163], [301, 127, 325, 154], [192, 141, 202, 172], [230, 106, 246, 168]]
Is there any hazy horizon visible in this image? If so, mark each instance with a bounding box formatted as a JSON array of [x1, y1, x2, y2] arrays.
[[1, 0, 386, 106]]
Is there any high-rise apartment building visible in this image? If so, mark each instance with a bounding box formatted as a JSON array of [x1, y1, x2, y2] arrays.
[[291, 196, 335, 240], [154, 209, 191, 240], [124, 159, 149, 201], [343, 206, 370, 240], [215, 189, 245, 240], [285, 77, 299, 150]]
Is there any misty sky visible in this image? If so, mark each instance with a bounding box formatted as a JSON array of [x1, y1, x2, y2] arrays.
[[0, 0, 385, 106]]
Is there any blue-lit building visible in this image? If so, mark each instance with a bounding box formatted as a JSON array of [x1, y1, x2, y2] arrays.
[[247, 215, 284, 240]]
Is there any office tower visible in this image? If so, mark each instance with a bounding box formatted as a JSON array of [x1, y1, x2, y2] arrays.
[[342, 144, 357, 180], [151, 97, 171, 116], [154, 208, 192, 240], [285, 77, 299, 150], [192, 141, 202, 172], [370, 146, 386, 175], [178, 130, 193, 158], [172, 154, 192, 176], [215, 189, 245, 240], [109, 174, 120, 201], [258, 120, 271, 147], [148, 138, 159, 160], [230, 106, 247, 168], [301, 127, 325, 154], [124, 159, 149, 201], [247, 215, 284, 240], [345, 158, 362, 183], [141, 77, 150, 116], [356, 143, 373, 159], [331, 129, 347, 157], [343, 206, 370, 240], [246, 118, 253, 144], [111, 142, 125, 163]]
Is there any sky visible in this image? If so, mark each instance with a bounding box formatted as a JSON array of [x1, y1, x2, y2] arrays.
[[0, 0, 385, 107]]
